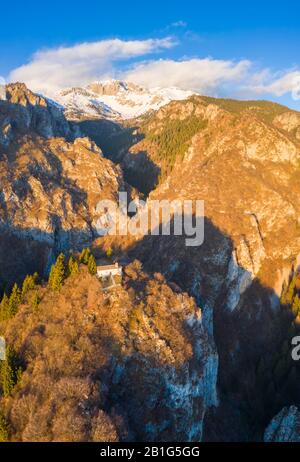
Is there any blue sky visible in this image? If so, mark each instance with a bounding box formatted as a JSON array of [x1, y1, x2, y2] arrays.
[[1, 0, 300, 109]]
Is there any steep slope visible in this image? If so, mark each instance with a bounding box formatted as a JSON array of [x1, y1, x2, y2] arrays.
[[0, 83, 75, 141], [0, 83, 124, 286], [143, 96, 300, 300], [115, 96, 300, 439], [0, 263, 217, 442], [264, 406, 300, 442], [2, 82, 300, 441], [85, 95, 300, 195]]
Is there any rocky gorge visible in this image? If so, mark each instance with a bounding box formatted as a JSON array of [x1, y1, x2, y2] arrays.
[[1, 82, 300, 441]]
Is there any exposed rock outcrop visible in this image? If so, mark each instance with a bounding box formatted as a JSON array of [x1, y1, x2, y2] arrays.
[[0, 84, 124, 284], [116, 96, 300, 440], [0, 83, 75, 142], [264, 406, 300, 442], [273, 111, 300, 140], [2, 83, 300, 441], [0, 264, 218, 442]]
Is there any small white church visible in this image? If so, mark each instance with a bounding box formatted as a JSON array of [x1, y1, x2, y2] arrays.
[[96, 262, 122, 279]]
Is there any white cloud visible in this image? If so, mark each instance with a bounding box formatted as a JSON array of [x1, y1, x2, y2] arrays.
[[123, 58, 300, 101], [123, 58, 251, 94], [8, 36, 300, 103], [9, 37, 175, 95], [251, 70, 300, 97], [171, 20, 187, 27]]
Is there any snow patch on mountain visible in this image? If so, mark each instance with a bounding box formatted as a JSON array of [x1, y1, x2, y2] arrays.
[[50, 80, 195, 120]]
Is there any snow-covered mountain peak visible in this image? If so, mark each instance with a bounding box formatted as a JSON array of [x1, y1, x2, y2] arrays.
[[51, 79, 195, 120]]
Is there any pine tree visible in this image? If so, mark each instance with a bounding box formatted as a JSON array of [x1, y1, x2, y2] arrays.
[[0, 346, 23, 398], [67, 255, 79, 276], [0, 411, 8, 442], [106, 246, 113, 259], [87, 254, 97, 275], [0, 294, 9, 321], [21, 276, 31, 297], [0, 346, 15, 397], [32, 272, 39, 284], [292, 294, 300, 317], [281, 275, 297, 306], [8, 284, 21, 318], [286, 275, 296, 305], [21, 274, 37, 298], [49, 253, 66, 290], [79, 248, 85, 264], [32, 292, 40, 311], [79, 248, 91, 265]]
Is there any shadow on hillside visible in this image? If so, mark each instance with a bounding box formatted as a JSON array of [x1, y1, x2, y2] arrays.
[[0, 91, 75, 141], [76, 119, 142, 161], [0, 93, 161, 196], [122, 150, 160, 195], [76, 119, 138, 161], [0, 97, 109, 287], [1, 207, 300, 441], [124, 214, 300, 441], [0, 223, 95, 291], [77, 119, 161, 195], [1, 91, 300, 439]]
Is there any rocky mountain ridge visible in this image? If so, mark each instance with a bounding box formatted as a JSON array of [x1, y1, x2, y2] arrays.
[[0, 83, 125, 286], [100, 94, 300, 439], [2, 82, 300, 440], [51, 79, 195, 120], [0, 83, 77, 143]]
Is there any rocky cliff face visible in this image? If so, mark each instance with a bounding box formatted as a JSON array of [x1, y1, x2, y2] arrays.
[[0, 83, 76, 142], [264, 406, 300, 442], [2, 82, 300, 441], [35, 90, 300, 441], [0, 83, 124, 285], [0, 263, 217, 442], [105, 96, 300, 440], [273, 111, 300, 140], [0, 84, 218, 442]]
